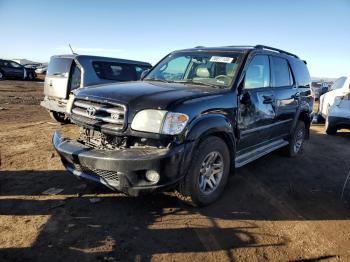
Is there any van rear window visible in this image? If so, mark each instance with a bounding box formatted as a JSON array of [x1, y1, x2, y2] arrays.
[[47, 58, 73, 76], [92, 61, 139, 81]]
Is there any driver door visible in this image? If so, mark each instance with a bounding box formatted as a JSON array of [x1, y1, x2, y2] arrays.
[[237, 54, 277, 153]]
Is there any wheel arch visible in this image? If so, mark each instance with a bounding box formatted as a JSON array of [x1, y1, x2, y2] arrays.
[[183, 114, 236, 171], [296, 110, 311, 139]]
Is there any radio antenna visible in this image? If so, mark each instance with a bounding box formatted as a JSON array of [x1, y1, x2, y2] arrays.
[[69, 44, 77, 55]]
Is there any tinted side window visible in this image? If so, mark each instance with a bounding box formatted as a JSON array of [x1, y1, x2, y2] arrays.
[[290, 58, 311, 87], [10, 62, 22, 68], [244, 55, 270, 89], [270, 56, 291, 87], [93, 61, 137, 81]]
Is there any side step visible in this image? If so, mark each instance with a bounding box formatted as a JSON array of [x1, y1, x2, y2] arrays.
[[235, 139, 289, 168]]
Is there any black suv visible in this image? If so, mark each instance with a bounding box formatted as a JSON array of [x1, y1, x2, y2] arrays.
[[0, 59, 37, 80], [53, 45, 312, 206]]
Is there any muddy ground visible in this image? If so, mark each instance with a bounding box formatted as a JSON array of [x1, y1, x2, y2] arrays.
[[0, 80, 349, 262]]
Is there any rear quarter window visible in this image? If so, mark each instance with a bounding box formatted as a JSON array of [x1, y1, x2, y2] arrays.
[[289, 58, 311, 87], [93, 61, 138, 81]]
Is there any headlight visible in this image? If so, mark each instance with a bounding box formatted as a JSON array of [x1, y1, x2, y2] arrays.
[[162, 112, 189, 135], [131, 110, 189, 135]]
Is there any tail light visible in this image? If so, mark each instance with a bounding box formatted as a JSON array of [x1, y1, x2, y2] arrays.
[[334, 93, 350, 106]]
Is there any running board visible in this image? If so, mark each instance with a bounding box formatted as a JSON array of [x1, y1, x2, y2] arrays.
[[235, 139, 289, 168]]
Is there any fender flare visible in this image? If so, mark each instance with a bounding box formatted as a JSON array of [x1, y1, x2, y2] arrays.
[[291, 106, 312, 139], [180, 114, 236, 173]]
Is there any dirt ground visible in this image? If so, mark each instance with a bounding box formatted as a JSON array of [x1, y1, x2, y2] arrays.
[[0, 80, 349, 262]]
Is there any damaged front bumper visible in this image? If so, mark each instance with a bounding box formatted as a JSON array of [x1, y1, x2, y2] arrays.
[[53, 131, 192, 196]]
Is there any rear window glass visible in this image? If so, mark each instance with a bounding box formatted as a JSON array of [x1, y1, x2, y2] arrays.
[[47, 58, 73, 77], [93, 61, 140, 81]]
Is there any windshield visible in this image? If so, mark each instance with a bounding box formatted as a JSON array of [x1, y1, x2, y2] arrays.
[[145, 52, 242, 88]]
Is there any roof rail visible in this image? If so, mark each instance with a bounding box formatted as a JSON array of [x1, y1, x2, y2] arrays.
[[254, 45, 299, 58], [194, 46, 205, 48], [225, 45, 255, 48]]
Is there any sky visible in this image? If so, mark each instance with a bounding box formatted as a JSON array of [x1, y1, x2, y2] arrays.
[[0, 0, 349, 78]]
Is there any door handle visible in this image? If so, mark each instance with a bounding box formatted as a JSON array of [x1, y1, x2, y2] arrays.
[[263, 95, 274, 104]]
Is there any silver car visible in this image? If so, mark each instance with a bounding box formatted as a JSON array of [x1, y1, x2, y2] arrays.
[[41, 54, 152, 123]]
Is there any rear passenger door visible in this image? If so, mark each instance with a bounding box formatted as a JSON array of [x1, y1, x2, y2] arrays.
[[270, 56, 298, 138]]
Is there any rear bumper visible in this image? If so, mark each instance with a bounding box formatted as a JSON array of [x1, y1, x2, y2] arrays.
[[328, 116, 350, 129], [53, 131, 192, 195], [40, 96, 67, 114]]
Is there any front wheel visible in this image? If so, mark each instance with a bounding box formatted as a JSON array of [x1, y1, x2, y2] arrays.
[[177, 136, 231, 206], [49, 111, 70, 124], [0, 71, 4, 80]]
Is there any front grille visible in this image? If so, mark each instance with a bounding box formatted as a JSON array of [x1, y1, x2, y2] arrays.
[[77, 165, 120, 187], [72, 99, 126, 131]]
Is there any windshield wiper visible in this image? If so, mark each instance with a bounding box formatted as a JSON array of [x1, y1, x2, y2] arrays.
[[145, 78, 173, 83], [174, 80, 224, 89]]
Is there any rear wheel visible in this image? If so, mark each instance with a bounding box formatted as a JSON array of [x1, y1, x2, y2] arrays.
[[49, 111, 70, 124], [284, 121, 306, 157], [177, 136, 230, 206], [325, 116, 337, 135], [0, 71, 4, 80]]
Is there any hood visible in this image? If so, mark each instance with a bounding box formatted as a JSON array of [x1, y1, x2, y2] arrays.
[[74, 81, 223, 110]]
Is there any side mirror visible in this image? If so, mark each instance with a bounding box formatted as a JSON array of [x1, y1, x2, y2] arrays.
[[140, 69, 151, 80]]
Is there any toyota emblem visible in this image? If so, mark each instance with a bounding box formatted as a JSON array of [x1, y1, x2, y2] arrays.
[[86, 106, 96, 117]]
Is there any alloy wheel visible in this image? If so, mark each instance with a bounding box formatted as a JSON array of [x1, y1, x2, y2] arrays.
[[198, 151, 224, 195], [293, 128, 304, 153]]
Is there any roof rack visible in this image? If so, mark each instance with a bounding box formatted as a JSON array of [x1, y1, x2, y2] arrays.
[[254, 45, 299, 58], [225, 45, 255, 49]]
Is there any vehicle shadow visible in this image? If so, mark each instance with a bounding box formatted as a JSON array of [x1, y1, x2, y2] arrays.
[[0, 129, 349, 261]]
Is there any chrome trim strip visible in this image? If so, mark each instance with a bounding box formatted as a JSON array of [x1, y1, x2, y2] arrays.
[[241, 119, 292, 135]]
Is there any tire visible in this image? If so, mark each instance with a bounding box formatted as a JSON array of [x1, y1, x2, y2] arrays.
[[27, 72, 35, 80], [325, 116, 337, 135], [284, 121, 306, 157], [0, 71, 4, 80], [49, 111, 70, 124], [177, 136, 231, 206]]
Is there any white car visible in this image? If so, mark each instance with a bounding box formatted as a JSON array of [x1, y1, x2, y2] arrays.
[[35, 66, 47, 74], [319, 75, 350, 134]]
